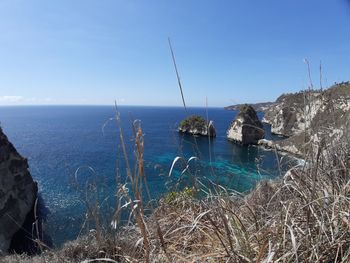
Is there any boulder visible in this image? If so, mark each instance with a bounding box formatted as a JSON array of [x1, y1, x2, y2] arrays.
[[0, 127, 37, 254], [258, 139, 274, 149], [178, 115, 216, 137], [227, 104, 264, 145]]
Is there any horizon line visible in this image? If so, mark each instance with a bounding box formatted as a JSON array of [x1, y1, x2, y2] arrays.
[[0, 104, 229, 108]]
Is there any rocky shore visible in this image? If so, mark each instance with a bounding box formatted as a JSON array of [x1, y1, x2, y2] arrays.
[[227, 82, 350, 157], [1, 82, 349, 261], [0, 128, 38, 255]]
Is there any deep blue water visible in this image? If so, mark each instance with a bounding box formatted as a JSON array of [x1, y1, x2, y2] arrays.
[[0, 106, 295, 246]]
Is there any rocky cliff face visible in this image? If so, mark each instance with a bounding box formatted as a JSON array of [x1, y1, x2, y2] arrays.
[[262, 91, 314, 136], [227, 104, 264, 145], [178, 115, 216, 137], [0, 128, 37, 254], [261, 83, 350, 156]]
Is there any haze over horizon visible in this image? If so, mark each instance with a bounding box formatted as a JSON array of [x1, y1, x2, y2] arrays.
[[1, 0, 350, 107]]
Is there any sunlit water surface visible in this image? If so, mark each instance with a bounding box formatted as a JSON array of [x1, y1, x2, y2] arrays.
[[0, 106, 296, 246]]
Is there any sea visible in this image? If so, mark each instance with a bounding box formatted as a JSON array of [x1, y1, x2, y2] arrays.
[[0, 106, 297, 246]]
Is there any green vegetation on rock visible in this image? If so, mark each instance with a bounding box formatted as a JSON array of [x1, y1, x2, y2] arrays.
[[178, 115, 216, 137], [179, 115, 207, 131]]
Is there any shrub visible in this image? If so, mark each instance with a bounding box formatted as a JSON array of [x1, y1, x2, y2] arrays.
[[179, 115, 207, 131]]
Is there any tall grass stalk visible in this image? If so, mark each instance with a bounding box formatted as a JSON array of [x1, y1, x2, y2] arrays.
[[5, 58, 349, 263]]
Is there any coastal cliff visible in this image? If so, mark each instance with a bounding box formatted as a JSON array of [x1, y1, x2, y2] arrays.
[[225, 82, 350, 156], [264, 83, 350, 135], [2, 85, 349, 262], [227, 104, 264, 145], [0, 128, 38, 254], [263, 83, 350, 155]]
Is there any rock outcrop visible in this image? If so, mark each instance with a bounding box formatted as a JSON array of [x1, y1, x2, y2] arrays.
[[0, 127, 38, 254], [227, 104, 264, 145], [178, 115, 216, 137], [263, 83, 350, 137], [257, 139, 274, 149], [262, 83, 350, 156], [258, 138, 303, 156], [262, 91, 317, 136]]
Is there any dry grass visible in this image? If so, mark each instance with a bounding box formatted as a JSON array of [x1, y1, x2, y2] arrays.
[[3, 57, 349, 262], [4, 121, 349, 263], [145, 135, 349, 262]]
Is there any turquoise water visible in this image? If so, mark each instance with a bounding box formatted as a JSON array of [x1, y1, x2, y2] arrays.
[[0, 106, 294, 246]]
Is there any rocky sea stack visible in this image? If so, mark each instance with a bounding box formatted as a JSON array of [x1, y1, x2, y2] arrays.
[[0, 128, 38, 254], [227, 104, 264, 145], [178, 115, 216, 137]]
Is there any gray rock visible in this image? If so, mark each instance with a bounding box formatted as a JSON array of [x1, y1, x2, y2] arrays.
[[258, 139, 274, 149], [263, 83, 350, 138], [262, 92, 311, 137], [227, 104, 264, 145], [263, 83, 350, 156], [0, 127, 37, 254]]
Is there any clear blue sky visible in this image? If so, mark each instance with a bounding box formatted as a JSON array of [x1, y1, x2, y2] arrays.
[[0, 0, 349, 106]]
